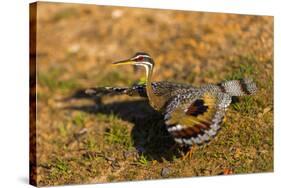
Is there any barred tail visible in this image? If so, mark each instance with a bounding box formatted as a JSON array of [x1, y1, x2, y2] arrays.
[[217, 78, 258, 96], [85, 85, 147, 97]]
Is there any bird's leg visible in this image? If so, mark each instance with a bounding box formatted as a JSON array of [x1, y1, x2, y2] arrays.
[[182, 145, 195, 160]]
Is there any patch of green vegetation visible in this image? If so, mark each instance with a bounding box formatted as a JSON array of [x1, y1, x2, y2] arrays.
[[226, 54, 256, 80], [232, 161, 250, 174], [95, 113, 110, 122], [138, 154, 149, 166], [104, 123, 132, 148], [52, 8, 78, 22], [38, 70, 61, 91], [107, 113, 121, 123], [38, 68, 79, 93], [186, 71, 196, 83], [205, 70, 216, 79], [96, 113, 121, 124], [84, 138, 97, 150], [247, 130, 262, 146], [54, 158, 69, 173], [37, 92, 48, 101], [231, 96, 256, 114], [59, 79, 79, 92], [254, 154, 273, 172], [57, 123, 67, 137], [50, 158, 70, 178], [72, 112, 87, 127]]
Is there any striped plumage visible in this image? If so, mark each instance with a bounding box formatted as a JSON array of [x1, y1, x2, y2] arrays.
[[86, 52, 257, 146]]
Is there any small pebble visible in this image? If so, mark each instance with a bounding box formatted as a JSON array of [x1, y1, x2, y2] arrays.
[[263, 107, 272, 114], [136, 146, 146, 153], [161, 167, 170, 177], [123, 151, 130, 159], [68, 44, 80, 54], [111, 160, 120, 170], [111, 10, 123, 19], [105, 156, 116, 162]]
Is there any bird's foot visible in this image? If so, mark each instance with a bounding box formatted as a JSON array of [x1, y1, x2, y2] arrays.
[[181, 146, 194, 160]]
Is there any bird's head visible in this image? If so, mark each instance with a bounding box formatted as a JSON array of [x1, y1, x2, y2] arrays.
[[113, 52, 154, 69]]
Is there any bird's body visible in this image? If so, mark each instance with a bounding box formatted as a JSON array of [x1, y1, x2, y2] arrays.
[[86, 52, 257, 146]]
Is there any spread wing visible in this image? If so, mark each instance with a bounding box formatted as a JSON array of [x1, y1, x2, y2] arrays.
[[164, 91, 232, 146], [85, 81, 192, 98]]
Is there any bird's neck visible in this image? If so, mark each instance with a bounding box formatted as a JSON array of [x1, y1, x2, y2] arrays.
[[145, 65, 165, 111]]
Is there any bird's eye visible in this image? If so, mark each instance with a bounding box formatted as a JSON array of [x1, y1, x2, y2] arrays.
[[137, 56, 144, 61]]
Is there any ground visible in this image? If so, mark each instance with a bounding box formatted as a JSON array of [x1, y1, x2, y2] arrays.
[[32, 2, 273, 186]]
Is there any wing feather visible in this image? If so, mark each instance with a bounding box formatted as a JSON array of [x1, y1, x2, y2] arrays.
[[165, 91, 231, 146]]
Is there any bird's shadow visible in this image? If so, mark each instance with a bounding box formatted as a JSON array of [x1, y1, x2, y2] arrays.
[[64, 89, 190, 162]]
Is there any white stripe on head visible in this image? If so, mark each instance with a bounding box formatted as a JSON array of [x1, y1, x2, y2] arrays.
[[132, 54, 151, 59], [136, 61, 153, 77]]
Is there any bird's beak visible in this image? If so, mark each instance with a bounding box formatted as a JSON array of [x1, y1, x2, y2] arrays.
[[112, 59, 135, 66]]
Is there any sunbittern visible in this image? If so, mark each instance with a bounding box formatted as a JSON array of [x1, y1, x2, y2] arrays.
[[86, 52, 257, 146]]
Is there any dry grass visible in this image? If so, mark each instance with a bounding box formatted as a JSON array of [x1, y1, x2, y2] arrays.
[[33, 2, 273, 186]]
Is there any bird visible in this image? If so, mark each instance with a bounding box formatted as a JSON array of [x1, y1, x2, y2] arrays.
[[86, 52, 257, 147]]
